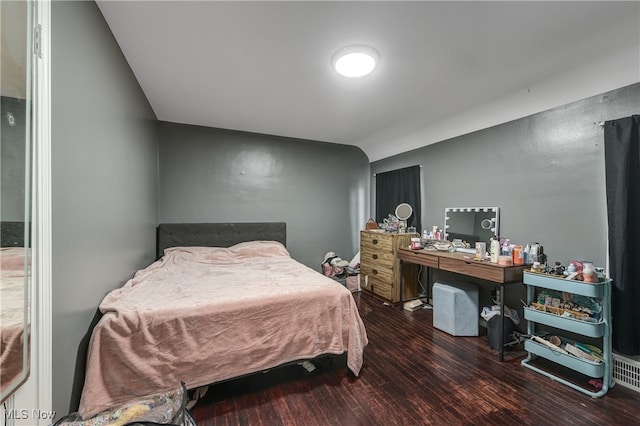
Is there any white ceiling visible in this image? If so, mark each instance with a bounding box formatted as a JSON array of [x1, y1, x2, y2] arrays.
[[96, 1, 640, 162]]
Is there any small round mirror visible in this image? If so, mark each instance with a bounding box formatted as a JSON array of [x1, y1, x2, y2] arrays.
[[395, 203, 413, 220]]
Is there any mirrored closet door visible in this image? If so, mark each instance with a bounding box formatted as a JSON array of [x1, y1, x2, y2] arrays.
[[1, 0, 34, 403]]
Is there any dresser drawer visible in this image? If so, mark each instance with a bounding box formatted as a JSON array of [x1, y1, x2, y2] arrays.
[[360, 249, 395, 269], [361, 264, 394, 283], [360, 232, 393, 252], [362, 275, 393, 301]]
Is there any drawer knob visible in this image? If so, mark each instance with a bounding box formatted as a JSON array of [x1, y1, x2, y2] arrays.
[[372, 239, 378, 244], [372, 254, 378, 260], [372, 269, 378, 275]]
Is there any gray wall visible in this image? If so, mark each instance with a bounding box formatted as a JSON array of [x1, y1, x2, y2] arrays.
[[1, 97, 28, 222], [372, 83, 640, 319], [52, 1, 158, 417], [373, 83, 639, 268], [158, 122, 370, 268]]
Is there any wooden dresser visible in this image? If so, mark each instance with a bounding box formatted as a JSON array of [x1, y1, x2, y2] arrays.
[[359, 231, 419, 303]]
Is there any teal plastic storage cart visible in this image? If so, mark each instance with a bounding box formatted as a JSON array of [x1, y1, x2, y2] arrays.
[[521, 271, 612, 397]]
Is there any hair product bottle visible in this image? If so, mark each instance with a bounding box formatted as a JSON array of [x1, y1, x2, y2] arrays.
[[490, 237, 500, 263]]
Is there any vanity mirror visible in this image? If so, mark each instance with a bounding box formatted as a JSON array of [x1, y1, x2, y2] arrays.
[[444, 207, 499, 245], [394, 203, 413, 232]]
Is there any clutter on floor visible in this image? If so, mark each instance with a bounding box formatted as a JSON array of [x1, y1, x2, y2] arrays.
[[322, 250, 360, 292]]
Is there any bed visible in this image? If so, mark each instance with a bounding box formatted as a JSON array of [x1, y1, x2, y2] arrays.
[[0, 222, 30, 399], [1, 247, 29, 397], [78, 223, 368, 418]]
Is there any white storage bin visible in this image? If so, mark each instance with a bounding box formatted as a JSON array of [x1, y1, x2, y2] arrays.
[[433, 281, 479, 336]]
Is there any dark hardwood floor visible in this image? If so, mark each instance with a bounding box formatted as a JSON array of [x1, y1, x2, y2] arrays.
[[191, 292, 640, 425]]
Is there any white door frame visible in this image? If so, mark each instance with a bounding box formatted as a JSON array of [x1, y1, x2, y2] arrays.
[[5, 1, 53, 425]]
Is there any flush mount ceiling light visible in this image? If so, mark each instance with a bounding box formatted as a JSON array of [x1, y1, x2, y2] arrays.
[[331, 45, 379, 78]]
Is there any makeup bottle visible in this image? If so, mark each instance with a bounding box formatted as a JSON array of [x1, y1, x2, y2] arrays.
[[583, 262, 596, 283]]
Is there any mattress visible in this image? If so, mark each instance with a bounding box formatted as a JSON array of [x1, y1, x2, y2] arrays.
[[78, 241, 368, 418]]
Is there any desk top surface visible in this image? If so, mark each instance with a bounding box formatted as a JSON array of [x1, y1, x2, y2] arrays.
[[398, 247, 528, 283], [399, 248, 519, 267]]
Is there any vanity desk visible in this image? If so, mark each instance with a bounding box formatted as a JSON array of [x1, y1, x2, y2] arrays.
[[397, 248, 528, 361]]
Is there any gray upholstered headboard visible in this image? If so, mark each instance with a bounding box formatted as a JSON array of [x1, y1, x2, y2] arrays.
[[1, 221, 29, 247], [156, 222, 286, 259]]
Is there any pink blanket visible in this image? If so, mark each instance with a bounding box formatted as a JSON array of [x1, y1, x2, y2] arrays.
[[79, 241, 367, 418], [1, 247, 30, 395]]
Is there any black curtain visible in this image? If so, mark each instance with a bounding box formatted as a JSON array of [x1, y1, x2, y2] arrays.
[[604, 115, 640, 356], [375, 165, 421, 232]]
